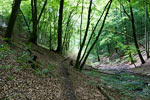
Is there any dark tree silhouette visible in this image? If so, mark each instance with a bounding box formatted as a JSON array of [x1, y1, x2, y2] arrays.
[[5, 0, 22, 41], [30, 0, 47, 44], [128, 0, 145, 64], [57, 0, 64, 53]]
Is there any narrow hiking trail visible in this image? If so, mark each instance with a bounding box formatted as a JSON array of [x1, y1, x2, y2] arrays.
[[2, 35, 149, 100], [1, 35, 149, 100], [0, 36, 108, 100], [60, 59, 76, 100]]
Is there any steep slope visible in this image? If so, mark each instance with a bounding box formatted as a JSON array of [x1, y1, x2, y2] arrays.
[[0, 35, 108, 100]]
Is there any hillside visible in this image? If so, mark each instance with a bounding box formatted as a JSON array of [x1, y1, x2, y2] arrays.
[[0, 34, 150, 100], [0, 36, 108, 100], [1, 0, 150, 99]]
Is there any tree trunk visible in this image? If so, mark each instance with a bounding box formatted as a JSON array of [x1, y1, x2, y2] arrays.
[[97, 48, 100, 61], [49, 20, 52, 50], [30, 0, 37, 44], [19, 8, 31, 35], [107, 43, 111, 54], [129, 0, 145, 64], [80, 0, 84, 47], [74, 0, 93, 69], [62, 9, 75, 51], [145, 3, 149, 59], [56, 0, 64, 53], [30, 0, 47, 44], [5, 0, 22, 41], [78, 1, 110, 66], [79, 0, 112, 71]]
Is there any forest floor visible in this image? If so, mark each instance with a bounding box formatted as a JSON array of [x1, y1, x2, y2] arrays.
[[91, 51, 150, 77], [0, 34, 150, 100], [0, 35, 108, 100], [84, 49, 150, 100]]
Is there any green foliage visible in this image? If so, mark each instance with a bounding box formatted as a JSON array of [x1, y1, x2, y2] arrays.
[[0, 0, 13, 17], [83, 70, 150, 99], [25, 42, 32, 50], [42, 64, 54, 74], [2, 37, 9, 41], [19, 65, 31, 69], [0, 44, 11, 60], [6, 75, 15, 81], [0, 0, 148, 68], [0, 65, 12, 70], [2, 98, 10, 100], [16, 51, 32, 64], [33, 64, 54, 77]]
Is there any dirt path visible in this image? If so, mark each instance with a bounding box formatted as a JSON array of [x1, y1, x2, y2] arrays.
[[0, 35, 109, 100], [60, 59, 76, 100]]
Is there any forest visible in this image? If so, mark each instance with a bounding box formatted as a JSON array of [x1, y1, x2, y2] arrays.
[[0, 0, 150, 100]]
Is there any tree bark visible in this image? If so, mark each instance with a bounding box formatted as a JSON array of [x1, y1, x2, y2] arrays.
[[19, 8, 31, 35], [30, 0, 47, 44], [145, 3, 149, 59], [79, 0, 112, 71], [74, 0, 93, 69], [30, 0, 38, 44], [107, 43, 111, 54], [5, 0, 22, 41], [80, 0, 84, 47], [56, 0, 64, 53], [128, 0, 145, 64], [97, 48, 100, 62], [78, 1, 110, 65]]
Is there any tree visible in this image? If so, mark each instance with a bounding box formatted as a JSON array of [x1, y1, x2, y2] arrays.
[[30, 0, 47, 44], [80, 0, 84, 47], [128, 0, 145, 64], [119, 0, 145, 64], [5, 0, 22, 41], [56, 0, 64, 53], [75, 0, 112, 71], [79, 0, 112, 71], [74, 0, 93, 69], [145, 1, 149, 59]]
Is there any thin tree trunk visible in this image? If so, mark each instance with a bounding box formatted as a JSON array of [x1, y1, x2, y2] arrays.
[[30, 0, 47, 44], [79, 0, 112, 71], [145, 3, 149, 59], [80, 0, 84, 47], [97, 48, 100, 61], [128, 0, 145, 64], [49, 17, 52, 50], [78, 1, 110, 65], [74, 0, 93, 69], [19, 8, 31, 35], [37, 0, 47, 23], [56, 0, 64, 53], [107, 43, 111, 54], [5, 0, 22, 41], [125, 29, 135, 65], [30, 0, 37, 44], [62, 9, 74, 50], [54, 12, 57, 45]]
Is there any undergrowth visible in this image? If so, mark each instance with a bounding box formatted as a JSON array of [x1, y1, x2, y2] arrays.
[[83, 70, 150, 100], [0, 43, 55, 78]]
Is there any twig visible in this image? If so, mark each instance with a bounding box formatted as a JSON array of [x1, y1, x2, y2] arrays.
[[97, 85, 115, 100]]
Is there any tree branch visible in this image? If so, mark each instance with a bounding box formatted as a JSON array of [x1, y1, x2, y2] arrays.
[[37, 0, 47, 24]]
